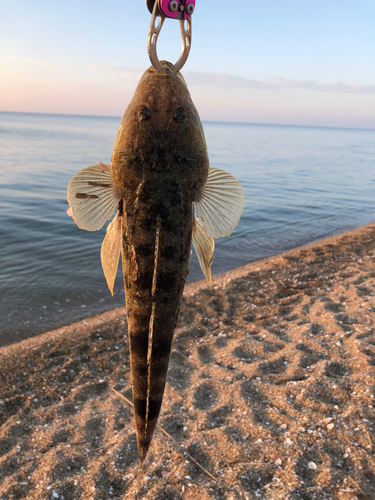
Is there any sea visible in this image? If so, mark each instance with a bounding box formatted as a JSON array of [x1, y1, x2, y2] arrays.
[[1, 111, 374, 346]]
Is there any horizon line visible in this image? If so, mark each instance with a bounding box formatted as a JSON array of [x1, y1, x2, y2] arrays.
[[1, 109, 374, 133]]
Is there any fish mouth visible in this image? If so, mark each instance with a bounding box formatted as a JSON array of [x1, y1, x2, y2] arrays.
[[140, 60, 187, 88]]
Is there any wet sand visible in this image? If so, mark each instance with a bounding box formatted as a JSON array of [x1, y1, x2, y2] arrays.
[[1, 223, 375, 500]]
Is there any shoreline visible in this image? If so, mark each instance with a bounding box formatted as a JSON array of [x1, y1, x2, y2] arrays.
[[1, 221, 374, 354], [1, 222, 375, 499]]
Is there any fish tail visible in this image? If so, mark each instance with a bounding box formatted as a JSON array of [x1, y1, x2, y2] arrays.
[[130, 302, 182, 461], [124, 200, 192, 462]]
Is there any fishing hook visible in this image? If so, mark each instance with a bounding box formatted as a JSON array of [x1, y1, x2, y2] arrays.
[[147, 0, 195, 71]]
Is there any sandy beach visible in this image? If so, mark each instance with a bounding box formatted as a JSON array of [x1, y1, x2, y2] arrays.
[[1, 223, 375, 500]]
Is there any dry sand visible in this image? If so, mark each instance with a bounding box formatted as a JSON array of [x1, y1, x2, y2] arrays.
[[1, 223, 375, 500]]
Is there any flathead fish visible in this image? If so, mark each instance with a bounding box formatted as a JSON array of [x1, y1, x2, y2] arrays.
[[67, 61, 244, 463]]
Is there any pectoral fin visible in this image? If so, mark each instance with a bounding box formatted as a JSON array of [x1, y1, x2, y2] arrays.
[[67, 164, 121, 231], [192, 216, 214, 285], [101, 213, 122, 295], [195, 167, 245, 238]]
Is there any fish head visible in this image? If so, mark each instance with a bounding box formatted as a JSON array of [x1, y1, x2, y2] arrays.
[[111, 61, 209, 204]]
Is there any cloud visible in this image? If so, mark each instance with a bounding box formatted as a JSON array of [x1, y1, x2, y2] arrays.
[[184, 71, 277, 90], [185, 72, 375, 94], [86, 63, 375, 95], [85, 63, 143, 80], [268, 78, 375, 94], [8, 55, 48, 68]]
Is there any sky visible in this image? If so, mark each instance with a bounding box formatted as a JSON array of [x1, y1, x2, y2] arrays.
[[1, 0, 374, 128]]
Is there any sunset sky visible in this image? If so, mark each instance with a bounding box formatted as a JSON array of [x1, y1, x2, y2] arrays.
[[1, 0, 374, 128]]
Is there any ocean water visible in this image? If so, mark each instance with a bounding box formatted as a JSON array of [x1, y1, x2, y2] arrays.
[[1, 111, 374, 346]]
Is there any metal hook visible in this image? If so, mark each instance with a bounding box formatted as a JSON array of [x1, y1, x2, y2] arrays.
[[147, 0, 192, 72]]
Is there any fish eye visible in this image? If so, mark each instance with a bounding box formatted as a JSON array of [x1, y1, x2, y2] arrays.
[[173, 107, 186, 124], [138, 106, 152, 122]]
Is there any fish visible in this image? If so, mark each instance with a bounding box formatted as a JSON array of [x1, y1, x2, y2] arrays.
[[67, 60, 245, 463]]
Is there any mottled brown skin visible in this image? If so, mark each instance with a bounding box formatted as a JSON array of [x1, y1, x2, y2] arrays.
[[111, 61, 210, 462]]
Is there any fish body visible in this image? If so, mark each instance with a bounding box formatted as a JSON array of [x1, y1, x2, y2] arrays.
[[67, 61, 244, 463], [111, 61, 209, 460]]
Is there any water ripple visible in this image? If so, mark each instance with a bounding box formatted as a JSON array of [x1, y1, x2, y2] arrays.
[[0, 112, 374, 344]]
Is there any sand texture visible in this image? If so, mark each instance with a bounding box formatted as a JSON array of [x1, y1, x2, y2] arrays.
[[1, 223, 375, 500]]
